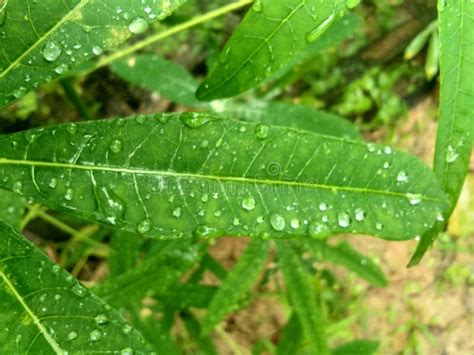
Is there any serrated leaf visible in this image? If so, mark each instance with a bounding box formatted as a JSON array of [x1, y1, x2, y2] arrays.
[[0, 0, 186, 107], [0, 113, 449, 241], [277, 240, 328, 355], [196, 0, 349, 101], [223, 100, 360, 140], [305, 240, 387, 287], [0, 222, 153, 353], [202, 239, 270, 334], [0, 188, 25, 228], [331, 339, 380, 355], [409, 0, 474, 266], [112, 54, 202, 106]]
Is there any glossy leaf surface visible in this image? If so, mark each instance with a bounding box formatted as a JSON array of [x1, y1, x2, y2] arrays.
[[197, 0, 348, 100], [0, 188, 25, 228], [202, 239, 270, 334], [410, 0, 474, 265], [0, 222, 153, 353], [0, 113, 448, 241], [277, 240, 328, 355], [0, 0, 186, 107]]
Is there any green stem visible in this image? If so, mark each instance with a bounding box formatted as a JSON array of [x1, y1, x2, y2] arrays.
[[83, 0, 253, 75], [20, 204, 44, 230], [60, 77, 92, 120]]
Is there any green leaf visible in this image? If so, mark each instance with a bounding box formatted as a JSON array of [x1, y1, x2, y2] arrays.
[[0, 113, 448, 241], [277, 240, 328, 355], [331, 339, 380, 355], [0, 222, 153, 353], [0, 0, 186, 107], [276, 313, 303, 355], [95, 240, 201, 308], [409, 0, 473, 266], [305, 240, 388, 287], [196, 0, 349, 101], [155, 284, 217, 310], [404, 21, 437, 60], [111, 54, 202, 106], [0, 188, 25, 228], [223, 100, 360, 140], [202, 239, 270, 334], [108, 231, 142, 277], [182, 311, 218, 355]]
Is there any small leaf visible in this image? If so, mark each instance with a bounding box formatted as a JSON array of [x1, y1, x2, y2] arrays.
[[112, 54, 202, 106], [0, 188, 25, 228], [409, 0, 473, 265], [305, 240, 388, 287], [0, 222, 153, 353], [202, 239, 270, 334], [0, 113, 449, 241], [404, 21, 437, 60], [331, 339, 380, 355], [0, 0, 186, 107], [277, 240, 328, 355], [425, 30, 439, 80], [196, 0, 349, 101]]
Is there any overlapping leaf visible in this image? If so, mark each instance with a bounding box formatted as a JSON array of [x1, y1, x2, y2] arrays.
[[0, 113, 449, 241], [409, 0, 474, 265], [196, 0, 350, 100], [0, 222, 153, 353], [0, 0, 186, 107]]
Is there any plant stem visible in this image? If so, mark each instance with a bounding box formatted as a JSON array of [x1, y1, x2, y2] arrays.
[[60, 77, 92, 120], [84, 0, 253, 75], [20, 204, 44, 230]]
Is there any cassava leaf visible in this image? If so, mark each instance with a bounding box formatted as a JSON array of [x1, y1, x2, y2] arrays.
[[112, 54, 202, 106], [0, 188, 25, 228], [0, 113, 448, 241], [331, 339, 380, 355], [409, 0, 473, 266], [0, 0, 186, 107], [222, 100, 360, 140], [202, 239, 270, 334], [305, 240, 388, 287], [196, 0, 349, 101], [155, 284, 217, 310], [0, 222, 153, 353], [277, 240, 328, 355]]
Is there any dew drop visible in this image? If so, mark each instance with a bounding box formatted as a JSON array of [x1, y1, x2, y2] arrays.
[[407, 193, 421, 205], [446, 145, 459, 163], [128, 17, 149, 34], [67, 331, 78, 341], [242, 196, 256, 211], [42, 41, 62, 62], [319, 202, 328, 211], [66, 123, 78, 134], [255, 124, 269, 139], [305, 13, 335, 43], [375, 222, 384, 231], [122, 323, 133, 335], [54, 64, 68, 75], [64, 188, 74, 201], [290, 218, 300, 229], [71, 283, 86, 297], [109, 139, 123, 153], [354, 208, 365, 222], [13, 87, 27, 99], [337, 212, 351, 228], [92, 46, 103, 56], [309, 222, 331, 239], [121, 348, 134, 355], [172, 207, 182, 218], [90, 329, 102, 342], [49, 178, 58, 189], [137, 219, 152, 234], [181, 113, 211, 128], [270, 214, 286, 231], [396, 170, 408, 183]]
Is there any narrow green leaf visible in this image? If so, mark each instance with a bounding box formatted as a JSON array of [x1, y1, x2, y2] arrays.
[[425, 30, 439, 80], [155, 284, 217, 310], [182, 311, 218, 355], [223, 100, 360, 140], [95, 240, 201, 308], [111, 54, 202, 106], [0, 113, 449, 241], [0, 0, 186, 107], [404, 21, 437, 60], [331, 339, 380, 355], [277, 240, 328, 355], [108, 231, 142, 277], [409, 0, 473, 265], [0, 188, 25, 228], [276, 313, 303, 355], [202, 239, 270, 334], [305, 240, 388, 287], [0, 222, 153, 353], [196, 0, 349, 100]]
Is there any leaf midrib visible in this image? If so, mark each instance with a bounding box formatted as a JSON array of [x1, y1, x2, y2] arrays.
[[201, 0, 306, 97], [0, 0, 90, 79], [0, 270, 65, 354], [0, 158, 447, 204]]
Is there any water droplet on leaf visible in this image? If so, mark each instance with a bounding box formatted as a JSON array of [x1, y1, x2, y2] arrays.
[[128, 17, 148, 34], [270, 214, 286, 231], [42, 41, 62, 61]]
